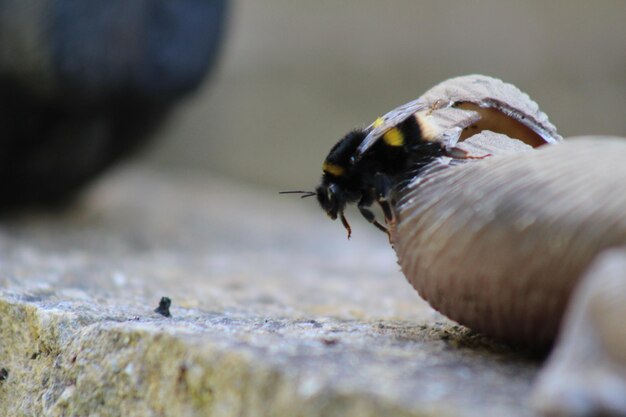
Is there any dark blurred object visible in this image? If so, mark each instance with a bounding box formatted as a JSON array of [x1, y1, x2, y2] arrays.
[[0, 0, 228, 208], [154, 296, 172, 318]]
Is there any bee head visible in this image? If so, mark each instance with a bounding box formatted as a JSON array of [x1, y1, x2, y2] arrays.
[[279, 180, 352, 238], [315, 182, 343, 220]]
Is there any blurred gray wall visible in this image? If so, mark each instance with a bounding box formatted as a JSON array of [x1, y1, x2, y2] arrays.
[[144, 0, 626, 190]]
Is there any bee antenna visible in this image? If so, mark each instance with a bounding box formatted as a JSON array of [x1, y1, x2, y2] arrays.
[[279, 190, 316, 199]]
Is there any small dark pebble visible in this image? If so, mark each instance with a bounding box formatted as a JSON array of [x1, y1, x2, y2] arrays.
[[154, 297, 172, 318], [0, 368, 8, 381]]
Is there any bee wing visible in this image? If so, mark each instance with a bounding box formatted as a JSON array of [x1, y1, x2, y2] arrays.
[[356, 98, 429, 157]]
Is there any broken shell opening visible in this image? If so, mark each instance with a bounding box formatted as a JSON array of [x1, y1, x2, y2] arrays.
[[413, 75, 562, 149], [456, 102, 548, 148]]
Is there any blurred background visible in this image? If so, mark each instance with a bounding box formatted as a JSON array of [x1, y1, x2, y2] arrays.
[[144, 0, 626, 191], [0, 0, 625, 205]]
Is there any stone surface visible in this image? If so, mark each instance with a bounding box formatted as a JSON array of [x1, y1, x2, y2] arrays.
[[0, 167, 540, 416]]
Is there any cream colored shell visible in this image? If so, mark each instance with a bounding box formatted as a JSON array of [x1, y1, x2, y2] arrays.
[[393, 137, 626, 347], [387, 75, 626, 348]]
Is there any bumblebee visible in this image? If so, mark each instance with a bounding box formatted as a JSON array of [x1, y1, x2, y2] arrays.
[[282, 99, 447, 238]]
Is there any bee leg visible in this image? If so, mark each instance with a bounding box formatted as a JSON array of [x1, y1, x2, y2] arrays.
[[374, 174, 394, 222], [379, 200, 393, 223], [339, 211, 352, 239], [358, 196, 389, 235]]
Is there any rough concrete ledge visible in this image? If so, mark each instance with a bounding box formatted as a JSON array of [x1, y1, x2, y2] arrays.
[[1, 168, 540, 416]]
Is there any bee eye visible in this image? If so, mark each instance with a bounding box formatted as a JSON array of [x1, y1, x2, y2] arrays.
[[328, 183, 340, 201]]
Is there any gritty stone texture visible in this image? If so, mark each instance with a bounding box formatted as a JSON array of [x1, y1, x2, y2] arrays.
[[0, 167, 540, 417]]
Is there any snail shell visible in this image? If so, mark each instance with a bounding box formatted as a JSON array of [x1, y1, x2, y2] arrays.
[[393, 136, 626, 348], [389, 76, 626, 348]]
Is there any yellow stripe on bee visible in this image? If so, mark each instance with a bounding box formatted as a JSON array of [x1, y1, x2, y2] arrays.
[[383, 127, 404, 146], [373, 117, 385, 128], [322, 162, 345, 177]]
